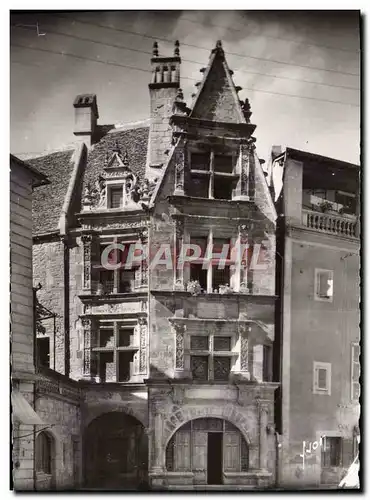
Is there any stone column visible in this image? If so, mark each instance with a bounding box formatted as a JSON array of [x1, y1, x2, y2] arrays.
[[136, 229, 148, 289], [151, 401, 165, 472]]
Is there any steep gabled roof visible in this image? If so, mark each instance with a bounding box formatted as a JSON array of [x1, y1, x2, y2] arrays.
[[29, 150, 75, 235], [189, 40, 246, 124]]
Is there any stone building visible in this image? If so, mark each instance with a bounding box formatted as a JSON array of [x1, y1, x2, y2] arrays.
[[270, 148, 360, 488], [24, 40, 279, 490]]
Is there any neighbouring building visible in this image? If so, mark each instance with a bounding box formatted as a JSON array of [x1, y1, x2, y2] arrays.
[[11, 154, 83, 492], [270, 147, 360, 488]]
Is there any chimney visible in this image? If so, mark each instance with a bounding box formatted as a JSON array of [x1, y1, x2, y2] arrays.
[[73, 94, 99, 147], [147, 41, 181, 176]]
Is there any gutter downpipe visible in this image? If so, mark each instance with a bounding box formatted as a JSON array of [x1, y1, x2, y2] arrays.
[[58, 143, 86, 377]]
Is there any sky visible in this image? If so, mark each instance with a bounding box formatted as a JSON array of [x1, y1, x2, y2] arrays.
[[10, 10, 361, 164]]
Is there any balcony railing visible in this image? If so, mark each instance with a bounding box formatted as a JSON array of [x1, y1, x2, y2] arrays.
[[302, 209, 358, 238]]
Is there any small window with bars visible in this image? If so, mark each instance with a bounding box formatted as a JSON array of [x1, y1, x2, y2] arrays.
[[190, 335, 233, 381], [313, 361, 331, 395], [314, 269, 333, 302]]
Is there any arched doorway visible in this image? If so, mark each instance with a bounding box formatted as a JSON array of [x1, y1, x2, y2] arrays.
[[165, 418, 249, 485], [84, 412, 148, 490]]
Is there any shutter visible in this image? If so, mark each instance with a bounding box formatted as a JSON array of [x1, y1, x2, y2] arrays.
[[253, 344, 264, 382], [342, 438, 354, 468], [192, 431, 207, 470], [175, 430, 191, 471], [223, 432, 240, 472]]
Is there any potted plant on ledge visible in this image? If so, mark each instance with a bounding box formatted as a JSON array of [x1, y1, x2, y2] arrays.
[[186, 280, 202, 296], [318, 200, 334, 213]]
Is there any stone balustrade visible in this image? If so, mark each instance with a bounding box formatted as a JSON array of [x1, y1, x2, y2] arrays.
[[302, 209, 357, 238]]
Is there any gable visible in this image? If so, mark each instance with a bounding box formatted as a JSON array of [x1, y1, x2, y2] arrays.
[[190, 50, 245, 124]]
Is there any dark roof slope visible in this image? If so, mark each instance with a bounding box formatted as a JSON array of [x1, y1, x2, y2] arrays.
[[10, 154, 50, 187], [29, 150, 75, 235], [81, 127, 149, 208]]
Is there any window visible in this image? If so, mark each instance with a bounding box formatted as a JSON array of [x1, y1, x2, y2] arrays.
[[93, 322, 139, 382], [321, 437, 342, 467], [314, 269, 333, 302], [98, 243, 142, 294], [188, 152, 236, 200], [351, 342, 360, 400], [335, 191, 356, 215], [36, 432, 52, 474], [190, 334, 234, 381], [109, 186, 123, 209], [37, 337, 50, 368], [313, 361, 331, 395], [188, 235, 233, 293], [263, 344, 272, 382]]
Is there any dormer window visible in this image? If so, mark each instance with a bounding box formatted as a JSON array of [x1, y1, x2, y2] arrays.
[[109, 186, 123, 209]]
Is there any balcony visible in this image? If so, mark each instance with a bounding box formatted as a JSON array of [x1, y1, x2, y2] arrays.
[[302, 209, 358, 238]]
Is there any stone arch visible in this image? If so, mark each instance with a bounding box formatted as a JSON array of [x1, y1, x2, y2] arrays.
[[84, 405, 148, 430], [163, 405, 252, 449], [83, 411, 148, 489]]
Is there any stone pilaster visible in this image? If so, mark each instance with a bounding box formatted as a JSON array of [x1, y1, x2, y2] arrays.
[[81, 234, 92, 292], [174, 218, 185, 290], [138, 317, 148, 374], [173, 143, 186, 196], [82, 318, 95, 380], [257, 401, 269, 470], [172, 322, 186, 373], [233, 138, 256, 201]]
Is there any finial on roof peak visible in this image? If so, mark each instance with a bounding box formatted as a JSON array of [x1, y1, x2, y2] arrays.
[[174, 40, 180, 57], [212, 39, 224, 57], [152, 41, 159, 57], [122, 150, 129, 166]]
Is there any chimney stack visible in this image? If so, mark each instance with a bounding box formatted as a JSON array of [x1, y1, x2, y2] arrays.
[[73, 94, 99, 147], [147, 41, 181, 177]]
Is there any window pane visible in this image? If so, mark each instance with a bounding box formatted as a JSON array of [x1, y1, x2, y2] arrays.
[[119, 270, 135, 293], [99, 351, 115, 382], [190, 237, 208, 258], [118, 328, 134, 347], [263, 345, 272, 382], [37, 337, 50, 367], [191, 152, 210, 171], [241, 438, 249, 471], [214, 155, 233, 173], [212, 238, 231, 260], [214, 178, 233, 200], [191, 176, 209, 198], [36, 433, 51, 474], [317, 271, 333, 299], [166, 437, 175, 471], [214, 337, 231, 351], [99, 329, 115, 348], [212, 266, 230, 290], [191, 336, 209, 351], [118, 351, 134, 382], [214, 357, 231, 381], [109, 187, 123, 208], [190, 264, 207, 290], [191, 356, 209, 381], [99, 270, 114, 294], [318, 368, 327, 389]]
